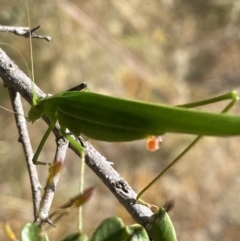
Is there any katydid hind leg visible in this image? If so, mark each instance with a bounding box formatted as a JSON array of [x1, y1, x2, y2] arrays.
[[137, 92, 239, 203], [177, 91, 239, 109]]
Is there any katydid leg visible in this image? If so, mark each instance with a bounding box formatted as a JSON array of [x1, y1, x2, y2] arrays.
[[177, 91, 239, 109], [32, 123, 55, 165], [137, 91, 239, 203], [61, 131, 85, 232]]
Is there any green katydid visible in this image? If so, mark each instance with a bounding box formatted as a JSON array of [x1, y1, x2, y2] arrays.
[[28, 87, 240, 146], [28, 89, 240, 142], [28, 84, 240, 195]]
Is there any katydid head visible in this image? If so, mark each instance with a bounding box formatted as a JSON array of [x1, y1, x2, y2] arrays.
[[27, 103, 44, 123]]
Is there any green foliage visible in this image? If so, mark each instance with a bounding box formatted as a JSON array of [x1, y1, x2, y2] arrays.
[[21, 223, 49, 241], [11, 217, 150, 241], [147, 207, 177, 241], [9, 211, 178, 241], [61, 233, 88, 241], [88, 217, 150, 241]]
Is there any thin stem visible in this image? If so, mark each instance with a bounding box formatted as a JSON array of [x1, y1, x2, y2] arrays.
[[0, 25, 51, 41], [7, 87, 41, 219]]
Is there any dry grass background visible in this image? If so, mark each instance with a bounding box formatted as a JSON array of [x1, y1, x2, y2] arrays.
[[0, 0, 240, 240]]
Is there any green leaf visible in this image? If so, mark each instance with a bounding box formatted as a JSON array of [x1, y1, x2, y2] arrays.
[[147, 208, 177, 241], [21, 223, 49, 241], [91, 217, 125, 241], [61, 232, 88, 241], [124, 224, 150, 241]]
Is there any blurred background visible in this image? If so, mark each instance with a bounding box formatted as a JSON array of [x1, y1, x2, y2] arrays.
[[0, 0, 240, 240]]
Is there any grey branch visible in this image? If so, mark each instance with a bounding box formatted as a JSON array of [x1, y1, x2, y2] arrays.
[[0, 25, 51, 41], [7, 87, 42, 219], [36, 137, 69, 225], [0, 48, 153, 228]]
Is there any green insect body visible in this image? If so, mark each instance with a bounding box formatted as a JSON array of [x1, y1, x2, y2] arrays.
[[28, 90, 240, 141], [27, 85, 239, 236]]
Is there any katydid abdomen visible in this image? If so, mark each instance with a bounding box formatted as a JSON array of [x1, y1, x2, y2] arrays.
[[29, 91, 240, 142]]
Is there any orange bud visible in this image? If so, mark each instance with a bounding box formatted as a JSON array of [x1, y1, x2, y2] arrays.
[[146, 136, 163, 152]]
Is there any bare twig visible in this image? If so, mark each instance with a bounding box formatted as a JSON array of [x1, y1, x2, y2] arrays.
[[36, 137, 69, 225], [0, 48, 153, 227], [0, 25, 51, 41], [7, 87, 41, 219]]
